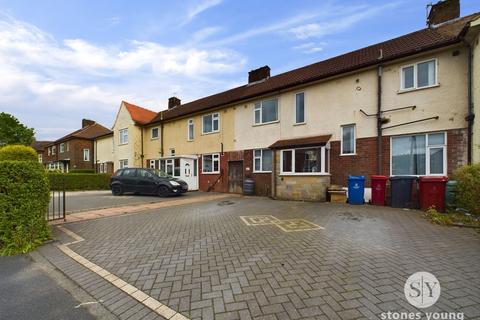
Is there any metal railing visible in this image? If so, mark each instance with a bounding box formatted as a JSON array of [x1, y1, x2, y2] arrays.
[[47, 177, 66, 221]]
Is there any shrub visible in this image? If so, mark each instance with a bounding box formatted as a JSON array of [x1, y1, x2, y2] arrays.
[[48, 173, 111, 191], [0, 145, 37, 162], [68, 169, 95, 174], [453, 163, 480, 216], [0, 161, 50, 255]]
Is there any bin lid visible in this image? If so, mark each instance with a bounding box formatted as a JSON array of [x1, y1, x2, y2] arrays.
[[348, 175, 365, 180], [419, 176, 448, 182], [371, 175, 388, 180], [446, 180, 457, 185], [389, 176, 418, 180]]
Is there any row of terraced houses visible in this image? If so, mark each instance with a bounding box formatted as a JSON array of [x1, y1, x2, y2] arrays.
[[36, 2, 480, 201]]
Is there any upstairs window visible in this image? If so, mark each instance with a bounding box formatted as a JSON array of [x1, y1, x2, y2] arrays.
[[254, 149, 273, 172], [295, 93, 305, 124], [59, 143, 65, 153], [83, 148, 90, 161], [202, 113, 219, 134], [401, 59, 437, 90], [254, 98, 278, 124], [341, 124, 356, 155], [52, 146, 56, 155], [48, 147, 51, 156], [119, 128, 128, 145], [151, 127, 159, 139], [188, 119, 194, 141]]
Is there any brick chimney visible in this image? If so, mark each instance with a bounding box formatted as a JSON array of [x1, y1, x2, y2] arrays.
[[82, 119, 95, 128], [427, 0, 460, 27], [248, 66, 270, 84], [168, 97, 181, 109]]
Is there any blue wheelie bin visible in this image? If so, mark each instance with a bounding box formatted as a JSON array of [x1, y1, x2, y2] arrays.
[[348, 176, 365, 205]]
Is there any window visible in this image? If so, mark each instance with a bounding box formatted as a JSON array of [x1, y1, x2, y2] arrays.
[[120, 168, 136, 176], [202, 113, 219, 134], [48, 147, 51, 156], [280, 146, 328, 175], [151, 127, 159, 139], [401, 59, 437, 90], [295, 93, 305, 124], [149, 159, 157, 169], [66, 142, 69, 152], [253, 149, 273, 172], [59, 143, 65, 153], [254, 98, 278, 124], [341, 124, 356, 155], [188, 119, 194, 141], [170, 148, 175, 156], [119, 159, 128, 169], [391, 132, 446, 176], [38, 154, 43, 163], [83, 149, 90, 161], [119, 128, 128, 145], [52, 146, 56, 155], [202, 153, 220, 173]]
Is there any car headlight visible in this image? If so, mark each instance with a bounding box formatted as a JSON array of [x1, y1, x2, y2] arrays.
[[169, 180, 180, 186]]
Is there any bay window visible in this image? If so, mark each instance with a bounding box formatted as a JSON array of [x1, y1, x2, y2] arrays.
[[391, 132, 446, 176], [254, 98, 278, 124], [280, 146, 328, 174], [401, 59, 437, 90], [253, 149, 272, 172], [202, 153, 220, 173]]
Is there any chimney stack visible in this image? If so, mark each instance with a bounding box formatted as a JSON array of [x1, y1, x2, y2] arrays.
[[248, 66, 270, 84], [168, 96, 181, 109], [427, 0, 460, 27], [82, 119, 95, 128]]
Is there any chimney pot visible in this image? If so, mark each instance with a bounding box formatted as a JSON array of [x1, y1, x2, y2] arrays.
[[248, 66, 270, 84], [82, 119, 95, 128], [427, 0, 460, 27], [168, 97, 181, 109]]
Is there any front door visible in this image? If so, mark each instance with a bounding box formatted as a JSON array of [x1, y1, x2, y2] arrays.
[[228, 161, 243, 194], [181, 158, 198, 190]]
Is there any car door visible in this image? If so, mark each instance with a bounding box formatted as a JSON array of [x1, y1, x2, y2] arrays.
[[120, 168, 138, 192], [136, 169, 157, 194]]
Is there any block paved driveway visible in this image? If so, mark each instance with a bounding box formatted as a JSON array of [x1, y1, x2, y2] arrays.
[[54, 197, 480, 319]]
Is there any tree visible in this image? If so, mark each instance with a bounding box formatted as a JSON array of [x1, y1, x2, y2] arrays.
[[0, 113, 35, 146]]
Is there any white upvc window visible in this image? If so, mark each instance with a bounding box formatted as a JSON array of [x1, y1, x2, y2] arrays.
[[202, 153, 220, 174], [341, 124, 356, 155], [254, 98, 278, 125], [202, 113, 219, 134], [149, 159, 157, 169], [391, 132, 446, 176], [151, 127, 159, 139], [253, 149, 273, 172], [188, 119, 194, 141], [83, 148, 90, 161], [280, 146, 329, 175], [59, 143, 65, 153], [400, 59, 437, 90], [119, 128, 128, 145], [170, 148, 175, 156], [119, 159, 128, 169], [295, 92, 305, 124], [52, 146, 56, 155]]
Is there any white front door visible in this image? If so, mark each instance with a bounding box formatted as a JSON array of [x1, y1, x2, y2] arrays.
[[181, 158, 198, 190]]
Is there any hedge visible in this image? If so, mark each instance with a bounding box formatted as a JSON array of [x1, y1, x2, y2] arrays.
[[453, 163, 480, 216], [0, 145, 37, 162], [0, 161, 50, 255], [69, 169, 95, 174], [48, 173, 111, 191]]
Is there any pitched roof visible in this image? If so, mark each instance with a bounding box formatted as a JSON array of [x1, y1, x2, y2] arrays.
[[150, 12, 480, 123], [31, 140, 52, 152], [50, 122, 112, 145], [269, 135, 332, 149], [123, 101, 157, 125]]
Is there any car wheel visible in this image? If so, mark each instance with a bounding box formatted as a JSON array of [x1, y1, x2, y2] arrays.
[[157, 185, 170, 197], [112, 185, 123, 196]]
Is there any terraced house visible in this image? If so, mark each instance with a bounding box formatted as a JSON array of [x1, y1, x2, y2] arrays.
[[97, 2, 480, 201]]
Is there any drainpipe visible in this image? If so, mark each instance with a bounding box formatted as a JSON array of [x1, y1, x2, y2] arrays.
[[272, 150, 277, 199], [377, 65, 383, 174], [465, 43, 474, 164], [160, 122, 164, 158], [94, 139, 97, 173], [140, 127, 144, 168]]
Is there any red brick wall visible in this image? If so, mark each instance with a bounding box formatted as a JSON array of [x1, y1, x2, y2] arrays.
[[446, 129, 468, 176], [243, 149, 272, 196], [198, 152, 229, 192]]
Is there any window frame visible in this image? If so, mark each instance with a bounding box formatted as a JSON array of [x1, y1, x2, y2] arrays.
[[294, 92, 305, 125], [253, 149, 273, 173], [52, 146, 56, 155], [253, 98, 279, 125], [202, 153, 220, 174], [151, 127, 159, 140], [83, 148, 90, 161], [390, 131, 447, 176], [400, 58, 438, 91], [119, 128, 129, 145], [119, 159, 128, 169], [59, 143, 65, 153], [202, 113, 220, 134], [340, 124, 356, 156], [280, 146, 329, 176], [188, 119, 194, 141]]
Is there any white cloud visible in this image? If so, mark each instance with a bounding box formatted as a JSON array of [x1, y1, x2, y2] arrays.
[[188, 0, 222, 19], [292, 42, 325, 54]]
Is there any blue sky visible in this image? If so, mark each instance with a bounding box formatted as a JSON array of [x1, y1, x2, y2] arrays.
[[0, 0, 478, 140]]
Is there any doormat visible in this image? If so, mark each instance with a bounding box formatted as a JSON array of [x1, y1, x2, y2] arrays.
[[240, 215, 324, 232]]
